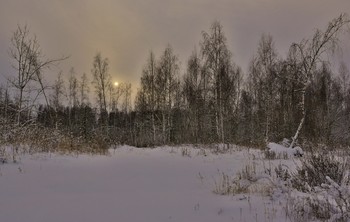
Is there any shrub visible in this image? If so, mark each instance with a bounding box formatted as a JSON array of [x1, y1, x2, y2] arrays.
[[275, 164, 291, 181], [292, 153, 349, 192], [290, 176, 350, 222], [289, 150, 350, 221]]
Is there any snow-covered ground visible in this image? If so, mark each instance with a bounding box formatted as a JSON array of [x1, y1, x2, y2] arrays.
[[0, 145, 295, 222]]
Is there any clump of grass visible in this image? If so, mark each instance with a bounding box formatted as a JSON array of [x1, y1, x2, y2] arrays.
[[237, 162, 257, 181], [264, 150, 276, 159], [264, 150, 289, 160], [197, 148, 207, 157], [214, 162, 258, 195], [275, 164, 291, 182], [214, 172, 249, 195], [181, 147, 191, 157], [210, 143, 233, 155]]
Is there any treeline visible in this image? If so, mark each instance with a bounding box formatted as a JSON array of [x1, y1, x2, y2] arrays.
[[134, 17, 350, 147], [1, 14, 349, 150]]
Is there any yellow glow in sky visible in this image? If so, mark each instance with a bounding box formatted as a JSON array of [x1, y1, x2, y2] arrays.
[[114, 81, 119, 87]]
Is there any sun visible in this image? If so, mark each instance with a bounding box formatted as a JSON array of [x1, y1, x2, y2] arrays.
[[114, 81, 119, 87]]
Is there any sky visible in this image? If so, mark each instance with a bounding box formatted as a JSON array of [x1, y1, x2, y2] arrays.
[[0, 0, 350, 102]]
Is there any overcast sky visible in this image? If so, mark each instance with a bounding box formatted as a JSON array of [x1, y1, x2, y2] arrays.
[[1, 0, 349, 99]]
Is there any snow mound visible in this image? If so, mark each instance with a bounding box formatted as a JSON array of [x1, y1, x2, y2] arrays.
[[267, 142, 303, 157]]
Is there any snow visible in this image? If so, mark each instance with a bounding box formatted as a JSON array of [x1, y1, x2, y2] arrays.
[[267, 142, 304, 157], [0, 145, 293, 222]]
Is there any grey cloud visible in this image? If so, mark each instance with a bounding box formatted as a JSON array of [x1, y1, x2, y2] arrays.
[[1, 0, 349, 96]]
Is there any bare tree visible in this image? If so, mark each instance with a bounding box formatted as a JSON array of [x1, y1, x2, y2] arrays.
[[120, 83, 132, 114], [335, 61, 350, 141], [248, 34, 279, 144], [0, 82, 11, 125], [51, 72, 65, 110], [338, 61, 350, 101], [8, 24, 66, 125], [91, 53, 111, 125], [51, 72, 65, 129], [137, 51, 158, 143], [201, 21, 237, 143], [156, 45, 180, 144], [287, 13, 350, 148], [68, 67, 79, 109], [184, 49, 202, 142], [146, 52, 157, 143], [79, 72, 90, 106], [67, 67, 79, 128], [108, 81, 122, 113]]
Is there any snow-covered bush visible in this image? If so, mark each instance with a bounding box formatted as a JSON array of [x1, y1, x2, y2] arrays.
[[322, 176, 350, 221], [213, 160, 277, 196], [292, 153, 348, 191], [265, 142, 303, 160], [290, 176, 350, 222], [289, 151, 350, 221], [0, 123, 111, 159], [275, 164, 291, 182]]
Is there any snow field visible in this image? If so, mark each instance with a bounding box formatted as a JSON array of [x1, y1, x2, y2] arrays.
[[0, 145, 296, 222]]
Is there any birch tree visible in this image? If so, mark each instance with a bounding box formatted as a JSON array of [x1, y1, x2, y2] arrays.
[[51, 72, 65, 129], [91, 53, 111, 126], [138, 52, 157, 143], [9, 25, 66, 125], [338, 61, 349, 103], [79, 72, 90, 106], [336, 61, 350, 141], [68, 67, 79, 128], [287, 13, 349, 148], [156, 45, 179, 144], [68, 68, 79, 109], [183, 49, 202, 142], [201, 21, 236, 143], [248, 34, 279, 144], [120, 83, 132, 114]]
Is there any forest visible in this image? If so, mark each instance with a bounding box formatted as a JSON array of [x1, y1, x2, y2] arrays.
[[0, 14, 349, 152]]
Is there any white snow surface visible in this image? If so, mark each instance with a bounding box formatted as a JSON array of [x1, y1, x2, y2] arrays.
[[267, 142, 304, 157], [0, 145, 291, 222]]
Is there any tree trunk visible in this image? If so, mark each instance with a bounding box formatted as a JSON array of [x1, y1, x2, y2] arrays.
[[162, 112, 166, 144], [265, 114, 269, 145], [220, 109, 224, 143], [290, 89, 306, 148], [152, 112, 156, 145], [17, 88, 23, 125]]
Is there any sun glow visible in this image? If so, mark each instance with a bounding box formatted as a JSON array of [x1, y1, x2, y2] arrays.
[[114, 81, 119, 87]]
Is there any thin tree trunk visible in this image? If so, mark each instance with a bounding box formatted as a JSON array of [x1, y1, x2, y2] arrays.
[[265, 114, 269, 145], [162, 112, 166, 144], [215, 109, 219, 141], [220, 107, 224, 143], [17, 88, 23, 125], [290, 89, 306, 148], [151, 66, 156, 145], [219, 81, 224, 143], [152, 112, 156, 145]]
